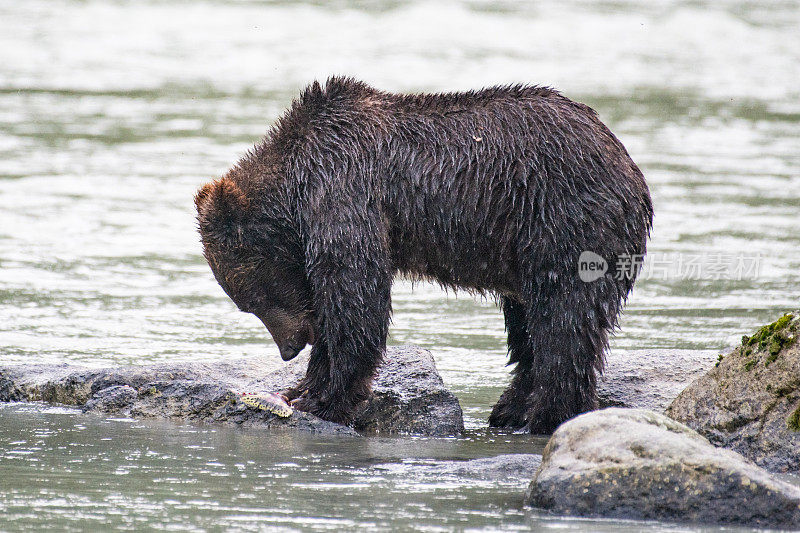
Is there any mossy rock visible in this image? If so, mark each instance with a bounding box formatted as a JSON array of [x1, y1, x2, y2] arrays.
[[667, 311, 800, 472], [742, 313, 797, 355], [788, 405, 800, 432]]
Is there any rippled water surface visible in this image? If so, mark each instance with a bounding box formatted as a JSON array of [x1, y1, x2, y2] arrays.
[[1, 0, 799, 530]]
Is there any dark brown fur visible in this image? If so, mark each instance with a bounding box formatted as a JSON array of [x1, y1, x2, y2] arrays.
[[196, 77, 653, 432]]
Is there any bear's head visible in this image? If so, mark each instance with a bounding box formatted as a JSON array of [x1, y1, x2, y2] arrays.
[[195, 177, 315, 361]]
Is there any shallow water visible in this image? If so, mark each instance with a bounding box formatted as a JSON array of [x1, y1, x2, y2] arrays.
[[1, 0, 799, 530]]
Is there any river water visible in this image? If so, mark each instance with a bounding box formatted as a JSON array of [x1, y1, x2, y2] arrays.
[[1, 0, 799, 530]]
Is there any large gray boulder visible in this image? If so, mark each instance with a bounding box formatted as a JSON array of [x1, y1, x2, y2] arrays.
[[0, 345, 464, 437], [667, 312, 800, 472], [526, 408, 800, 528]]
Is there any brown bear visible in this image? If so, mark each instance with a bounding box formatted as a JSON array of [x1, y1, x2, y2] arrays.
[[195, 77, 652, 433]]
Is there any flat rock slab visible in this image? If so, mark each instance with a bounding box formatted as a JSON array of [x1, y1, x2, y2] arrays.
[[373, 454, 542, 485], [526, 408, 800, 528], [667, 312, 800, 472], [0, 345, 464, 437], [598, 348, 719, 412], [430, 454, 542, 481]]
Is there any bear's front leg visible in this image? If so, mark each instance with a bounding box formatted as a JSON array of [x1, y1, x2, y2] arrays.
[[293, 245, 392, 421], [293, 161, 393, 425], [295, 256, 392, 424], [289, 330, 383, 425], [290, 357, 374, 425], [290, 292, 390, 424], [279, 338, 331, 402]]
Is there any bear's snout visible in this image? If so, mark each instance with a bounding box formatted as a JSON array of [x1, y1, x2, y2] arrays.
[[259, 314, 315, 362], [279, 342, 304, 361], [278, 322, 315, 361]]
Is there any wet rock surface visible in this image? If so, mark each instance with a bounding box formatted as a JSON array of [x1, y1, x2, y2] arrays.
[[667, 311, 800, 472], [0, 345, 464, 437], [526, 408, 800, 528], [376, 454, 542, 483], [598, 348, 719, 412], [354, 346, 464, 436], [437, 454, 542, 481]]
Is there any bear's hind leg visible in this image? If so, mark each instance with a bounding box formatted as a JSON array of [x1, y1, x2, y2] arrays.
[[522, 276, 611, 434], [488, 296, 534, 429]]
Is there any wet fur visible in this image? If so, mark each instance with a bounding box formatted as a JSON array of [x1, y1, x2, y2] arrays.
[[196, 77, 653, 432]]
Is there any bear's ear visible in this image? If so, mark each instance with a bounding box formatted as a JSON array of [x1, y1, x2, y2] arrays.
[[195, 177, 250, 247], [195, 177, 249, 215], [194, 182, 215, 212]]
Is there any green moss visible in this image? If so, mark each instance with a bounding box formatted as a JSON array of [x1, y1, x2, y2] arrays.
[[744, 359, 756, 371], [766, 352, 779, 366], [787, 404, 800, 432], [715, 354, 724, 367], [774, 314, 792, 330], [748, 314, 786, 345], [744, 313, 796, 355], [747, 326, 767, 346], [769, 340, 782, 355]]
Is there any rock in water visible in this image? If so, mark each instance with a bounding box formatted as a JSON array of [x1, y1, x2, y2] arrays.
[[0, 345, 463, 437], [667, 311, 800, 472], [354, 345, 464, 436], [431, 454, 542, 481], [526, 408, 800, 528], [375, 454, 542, 483], [84, 384, 138, 412], [598, 348, 719, 411]]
